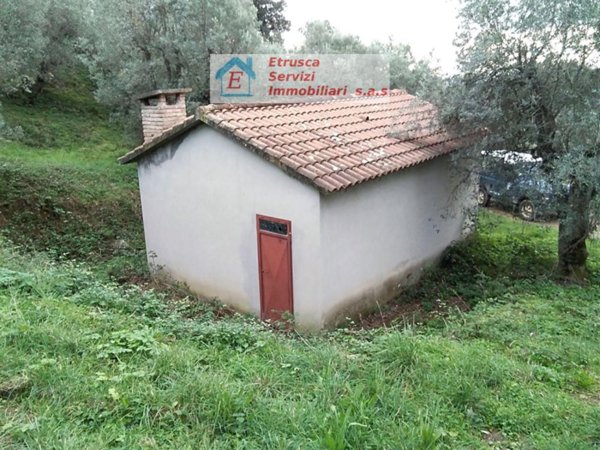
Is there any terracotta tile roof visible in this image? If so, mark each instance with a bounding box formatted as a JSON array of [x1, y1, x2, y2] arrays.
[[120, 90, 479, 192]]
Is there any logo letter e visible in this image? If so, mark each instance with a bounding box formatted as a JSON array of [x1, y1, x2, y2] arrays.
[[227, 71, 243, 89]]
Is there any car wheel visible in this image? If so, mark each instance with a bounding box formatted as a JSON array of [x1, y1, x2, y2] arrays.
[[477, 187, 490, 207], [518, 199, 535, 221]]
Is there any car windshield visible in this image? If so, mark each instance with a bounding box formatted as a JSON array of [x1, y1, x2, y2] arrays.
[[482, 150, 556, 193], [516, 168, 554, 193]]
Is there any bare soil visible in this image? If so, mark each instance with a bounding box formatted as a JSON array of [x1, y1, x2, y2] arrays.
[[353, 296, 471, 330]]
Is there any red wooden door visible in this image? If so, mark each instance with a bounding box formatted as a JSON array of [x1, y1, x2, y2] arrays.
[[256, 215, 293, 322]]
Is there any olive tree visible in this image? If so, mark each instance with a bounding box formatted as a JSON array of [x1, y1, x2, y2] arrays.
[[298, 20, 368, 54], [253, 0, 290, 43], [0, 0, 86, 97], [82, 0, 263, 117], [0, 0, 50, 95], [299, 21, 441, 95], [443, 0, 600, 278]]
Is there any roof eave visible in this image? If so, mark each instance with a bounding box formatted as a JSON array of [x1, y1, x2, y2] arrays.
[[118, 116, 201, 164]]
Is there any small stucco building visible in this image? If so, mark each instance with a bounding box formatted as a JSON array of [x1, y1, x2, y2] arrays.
[[120, 88, 478, 329]]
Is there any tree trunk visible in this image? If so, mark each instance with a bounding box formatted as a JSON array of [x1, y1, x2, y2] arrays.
[[557, 181, 593, 279], [29, 76, 46, 99], [28, 60, 51, 102]]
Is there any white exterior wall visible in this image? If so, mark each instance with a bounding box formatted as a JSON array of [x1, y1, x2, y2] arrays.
[[136, 129, 473, 329], [137, 126, 322, 327], [319, 155, 474, 325]]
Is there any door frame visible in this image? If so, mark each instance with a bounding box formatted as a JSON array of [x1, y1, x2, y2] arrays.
[[256, 214, 294, 320]]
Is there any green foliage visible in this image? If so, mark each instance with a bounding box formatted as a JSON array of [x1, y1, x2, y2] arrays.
[[0, 161, 145, 278], [442, 0, 600, 274], [0, 0, 86, 95], [81, 0, 264, 118], [1, 214, 599, 448], [0, 0, 271, 113], [0, 268, 35, 293], [189, 320, 268, 352], [298, 21, 442, 95], [0, 81, 145, 281], [298, 20, 368, 54], [90, 328, 161, 360], [0, 66, 129, 148], [253, 0, 290, 43], [0, 0, 49, 94]]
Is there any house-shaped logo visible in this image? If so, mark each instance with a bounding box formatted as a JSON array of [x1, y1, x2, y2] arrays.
[[215, 57, 256, 97]]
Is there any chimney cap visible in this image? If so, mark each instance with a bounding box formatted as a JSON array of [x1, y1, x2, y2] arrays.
[[135, 88, 192, 101]]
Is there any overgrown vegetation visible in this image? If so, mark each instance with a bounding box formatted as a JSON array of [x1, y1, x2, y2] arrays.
[[1, 213, 599, 449], [407, 212, 585, 309], [352, 210, 600, 329], [441, 0, 600, 277], [1, 15, 599, 447], [0, 73, 145, 282]]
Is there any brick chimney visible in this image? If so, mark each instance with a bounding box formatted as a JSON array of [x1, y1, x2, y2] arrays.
[[136, 88, 192, 143]]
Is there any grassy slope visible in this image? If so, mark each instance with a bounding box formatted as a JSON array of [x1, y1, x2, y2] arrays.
[[1, 216, 599, 449], [1, 74, 599, 449], [0, 72, 145, 281]]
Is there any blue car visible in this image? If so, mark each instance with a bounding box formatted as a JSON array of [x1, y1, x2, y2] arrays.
[[478, 151, 559, 221]]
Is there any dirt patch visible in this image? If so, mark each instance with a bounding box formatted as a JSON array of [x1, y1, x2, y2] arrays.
[[487, 206, 559, 227], [353, 296, 471, 330], [481, 429, 506, 444], [0, 375, 31, 400], [576, 391, 600, 405]]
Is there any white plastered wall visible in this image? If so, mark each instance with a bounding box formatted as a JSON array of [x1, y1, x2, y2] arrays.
[[137, 128, 474, 329], [137, 126, 323, 327], [319, 155, 474, 325]]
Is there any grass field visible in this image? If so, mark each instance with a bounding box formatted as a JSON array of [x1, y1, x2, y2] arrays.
[[1, 214, 599, 449], [0, 74, 145, 282]]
